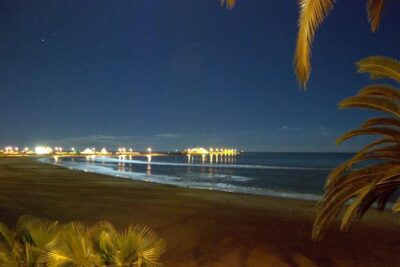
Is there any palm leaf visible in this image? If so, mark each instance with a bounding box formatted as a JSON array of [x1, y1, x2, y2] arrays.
[[39, 221, 102, 266], [0, 224, 18, 267], [367, 0, 386, 32], [336, 127, 400, 144], [362, 117, 400, 129], [339, 95, 400, 116], [326, 162, 396, 196], [392, 197, 400, 212], [88, 221, 117, 264], [0, 242, 18, 267], [132, 225, 166, 266], [314, 56, 400, 240], [357, 84, 400, 99], [356, 56, 400, 83], [220, 0, 236, 9], [0, 223, 15, 250], [313, 163, 397, 239], [294, 0, 335, 88], [315, 143, 400, 239], [110, 225, 165, 267], [340, 184, 374, 231], [16, 215, 60, 250], [325, 143, 400, 190]]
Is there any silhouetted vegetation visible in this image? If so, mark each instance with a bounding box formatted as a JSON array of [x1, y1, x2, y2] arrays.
[[313, 56, 400, 240], [0, 215, 165, 266]]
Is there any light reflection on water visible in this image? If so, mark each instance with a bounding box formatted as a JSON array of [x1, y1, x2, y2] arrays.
[[45, 153, 358, 201]]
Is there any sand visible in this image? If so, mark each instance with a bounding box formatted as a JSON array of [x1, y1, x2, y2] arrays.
[[0, 157, 399, 266]]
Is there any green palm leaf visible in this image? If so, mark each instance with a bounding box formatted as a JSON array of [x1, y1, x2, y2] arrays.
[[88, 221, 118, 264], [39, 221, 102, 267], [0, 216, 166, 266], [110, 225, 165, 267], [0, 223, 15, 250]]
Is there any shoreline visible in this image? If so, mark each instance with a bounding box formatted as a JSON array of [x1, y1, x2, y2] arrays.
[[0, 158, 399, 266], [43, 156, 325, 202]]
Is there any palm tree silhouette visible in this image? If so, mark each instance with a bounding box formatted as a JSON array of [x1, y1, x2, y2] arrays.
[[313, 56, 400, 240]]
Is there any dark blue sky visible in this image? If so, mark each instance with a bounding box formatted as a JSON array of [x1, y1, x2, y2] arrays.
[[0, 0, 399, 151]]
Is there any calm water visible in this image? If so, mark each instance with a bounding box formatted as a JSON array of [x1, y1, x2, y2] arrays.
[[43, 152, 354, 201]]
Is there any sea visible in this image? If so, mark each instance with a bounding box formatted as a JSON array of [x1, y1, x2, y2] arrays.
[[42, 152, 354, 201]]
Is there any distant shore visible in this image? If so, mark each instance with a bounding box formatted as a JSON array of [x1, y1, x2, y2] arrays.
[[0, 158, 399, 266]]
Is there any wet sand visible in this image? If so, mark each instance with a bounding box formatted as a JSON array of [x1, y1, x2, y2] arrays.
[[0, 157, 399, 266]]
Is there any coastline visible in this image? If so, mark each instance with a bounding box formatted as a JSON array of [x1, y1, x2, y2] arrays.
[[42, 156, 324, 202], [0, 157, 399, 266]]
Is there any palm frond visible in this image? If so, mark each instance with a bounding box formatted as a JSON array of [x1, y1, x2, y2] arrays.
[[325, 142, 400, 190], [39, 221, 102, 266], [357, 56, 400, 83], [357, 84, 400, 99], [340, 184, 374, 231], [16, 215, 60, 250], [220, 0, 236, 9], [339, 95, 400, 116], [362, 117, 400, 129], [110, 225, 165, 267], [367, 0, 386, 32], [0, 242, 18, 267], [131, 225, 166, 266], [392, 198, 400, 212], [88, 221, 118, 264], [0, 216, 165, 266], [314, 57, 400, 239], [0, 223, 15, 250], [326, 162, 397, 196], [313, 162, 399, 239], [337, 127, 400, 144], [294, 0, 335, 89]]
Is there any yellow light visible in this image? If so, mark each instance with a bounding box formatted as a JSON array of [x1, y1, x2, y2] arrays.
[[35, 146, 53, 155], [82, 148, 94, 154]]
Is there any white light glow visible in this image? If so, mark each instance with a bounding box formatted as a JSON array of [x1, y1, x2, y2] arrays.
[[35, 146, 53, 155]]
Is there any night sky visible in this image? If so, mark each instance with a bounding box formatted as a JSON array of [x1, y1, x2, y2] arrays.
[[0, 0, 399, 152]]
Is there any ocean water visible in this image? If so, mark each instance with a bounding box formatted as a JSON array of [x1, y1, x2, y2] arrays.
[[43, 153, 354, 201]]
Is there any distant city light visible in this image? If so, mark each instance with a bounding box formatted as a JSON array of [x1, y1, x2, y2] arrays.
[[100, 148, 109, 155], [81, 148, 95, 155], [35, 146, 53, 155]]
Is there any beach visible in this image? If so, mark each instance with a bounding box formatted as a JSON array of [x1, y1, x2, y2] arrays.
[[0, 157, 399, 266]]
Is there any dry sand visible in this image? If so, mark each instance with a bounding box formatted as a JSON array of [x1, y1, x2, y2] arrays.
[[0, 158, 399, 266]]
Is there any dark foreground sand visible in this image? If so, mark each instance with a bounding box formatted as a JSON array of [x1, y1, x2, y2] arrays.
[[0, 158, 399, 266]]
